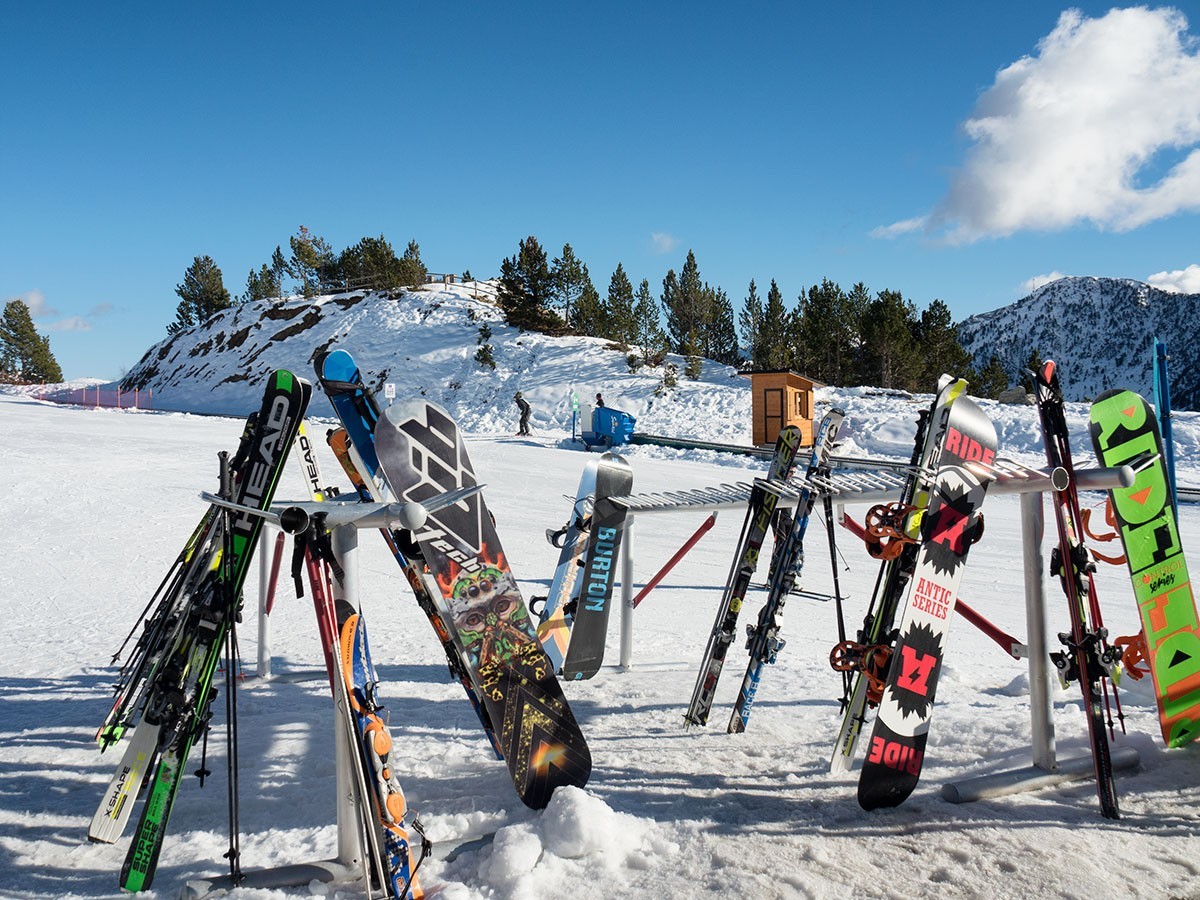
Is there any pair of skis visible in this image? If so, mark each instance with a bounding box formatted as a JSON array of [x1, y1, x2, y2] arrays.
[[91, 370, 309, 891], [684, 425, 804, 728], [290, 422, 426, 899], [727, 409, 847, 733]]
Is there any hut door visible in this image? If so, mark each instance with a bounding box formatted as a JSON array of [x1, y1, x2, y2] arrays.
[[764, 387, 784, 443]]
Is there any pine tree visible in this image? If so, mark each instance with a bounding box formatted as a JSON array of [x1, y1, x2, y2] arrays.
[[0, 299, 62, 383], [916, 298, 972, 383], [633, 279, 667, 364], [758, 279, 791, 370], [551, 244, 588, 327], [975, 353, 1010, 398], [497, 236, 563, 332], [795, 278, 854, 384], [289, 226, 337, 296], [169, 255, 231, 334], [738, 279, 762, 371], [572, 270, 607, 337], [706, 286, 739, 366], [399, 239, 427, 288], [241, 264, 280, 303], [843, 282, 871, 384], [606, 263, 636, 347], [336, 235, 423, 291], [859, 289, 922, 390], [270, 246, 291, 296], [665, 250, 713, 355]]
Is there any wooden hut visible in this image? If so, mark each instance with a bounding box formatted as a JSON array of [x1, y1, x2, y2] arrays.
[[743, 370, 822, 447]]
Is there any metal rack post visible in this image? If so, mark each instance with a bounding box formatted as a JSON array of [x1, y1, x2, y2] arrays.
[[185, 522, 373, 898], [942, 466, 1142, 804]]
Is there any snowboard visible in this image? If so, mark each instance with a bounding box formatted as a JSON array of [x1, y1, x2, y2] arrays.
[[857, 394, 996, 809], [560, 453, 634, 680], [317, 349, 501, 755], [375, 400, 591, 809], [535, 457, 600, 672], [830, 376, 967, 774], [1090, 388, 1200, 748]]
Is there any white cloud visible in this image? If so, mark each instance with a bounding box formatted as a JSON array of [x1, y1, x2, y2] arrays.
[[1022, 271, 1070, 292], [1020, 271, 1068, 294], [927, 8, 1200, 243], [6, 290, 59, 318], [650, 232, 680, 255], [1147, 263, 1200, 293], [870, 217, 928, 239], [45, 316, 92, 333]]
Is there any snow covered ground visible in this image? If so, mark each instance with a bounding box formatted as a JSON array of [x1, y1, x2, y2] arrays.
[[3, 386, 1200, 899]]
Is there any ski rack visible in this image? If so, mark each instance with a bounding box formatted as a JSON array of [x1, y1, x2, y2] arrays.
[[185, 497, 444, 899], [941, 461, 1142, 807], [609, 457, 1145, 805]]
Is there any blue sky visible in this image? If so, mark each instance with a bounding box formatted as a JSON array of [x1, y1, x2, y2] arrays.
[[4, 3, 1200, 379]]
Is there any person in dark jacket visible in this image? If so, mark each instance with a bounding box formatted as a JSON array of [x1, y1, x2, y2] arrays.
[[514, 391, 532, 435], [595, 392, 605, 408]]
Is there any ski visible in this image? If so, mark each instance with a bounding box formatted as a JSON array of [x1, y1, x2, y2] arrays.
[[89, 717, 160, 844], [560, 453, 634, 680], [685, 426, 803, 728], [90, 416, 260, 843], [1090, 388, 1200, 748], [729, 409, 845, 733], [829, 375, 967, 773], [857, 394, 996, 809], [375, 399, 592, 809], [119, 370, 310, 891], [1033, 360, 1121, 819], [316, 349, 501, 755], [295, 425, 429, 898], [535, 457, 600, 672]]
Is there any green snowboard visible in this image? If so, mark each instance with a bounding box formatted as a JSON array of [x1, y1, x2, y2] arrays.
[[1090, 389, 1200, 747]]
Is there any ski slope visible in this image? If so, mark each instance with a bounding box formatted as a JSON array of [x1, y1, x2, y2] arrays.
[[2, 388, 1200, 899]]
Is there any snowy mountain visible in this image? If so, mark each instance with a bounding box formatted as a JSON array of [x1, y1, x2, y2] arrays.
[[957, 276, 1200, 408], [119, 283, 756, 443]]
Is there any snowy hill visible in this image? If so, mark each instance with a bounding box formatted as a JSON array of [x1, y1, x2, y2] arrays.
[[119, 284, 755, 443], [957, 276, 1200, 408]]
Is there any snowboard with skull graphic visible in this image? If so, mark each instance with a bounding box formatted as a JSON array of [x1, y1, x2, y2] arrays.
[[375, 400, 592, 810]]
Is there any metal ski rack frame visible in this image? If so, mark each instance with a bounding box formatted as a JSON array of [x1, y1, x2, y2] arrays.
[[941, 460, 1142, 805], [607, 460, 913, 668], [186, 496, 437, 898], [609, 455, 1144, 804]]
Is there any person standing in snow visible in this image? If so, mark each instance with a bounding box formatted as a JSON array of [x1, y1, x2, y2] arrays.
[[514, 391, 532, 435]]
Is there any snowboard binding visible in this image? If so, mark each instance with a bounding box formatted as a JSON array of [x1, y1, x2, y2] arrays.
[[863, 502, 920, 560], [830, 640, 893, 706]]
